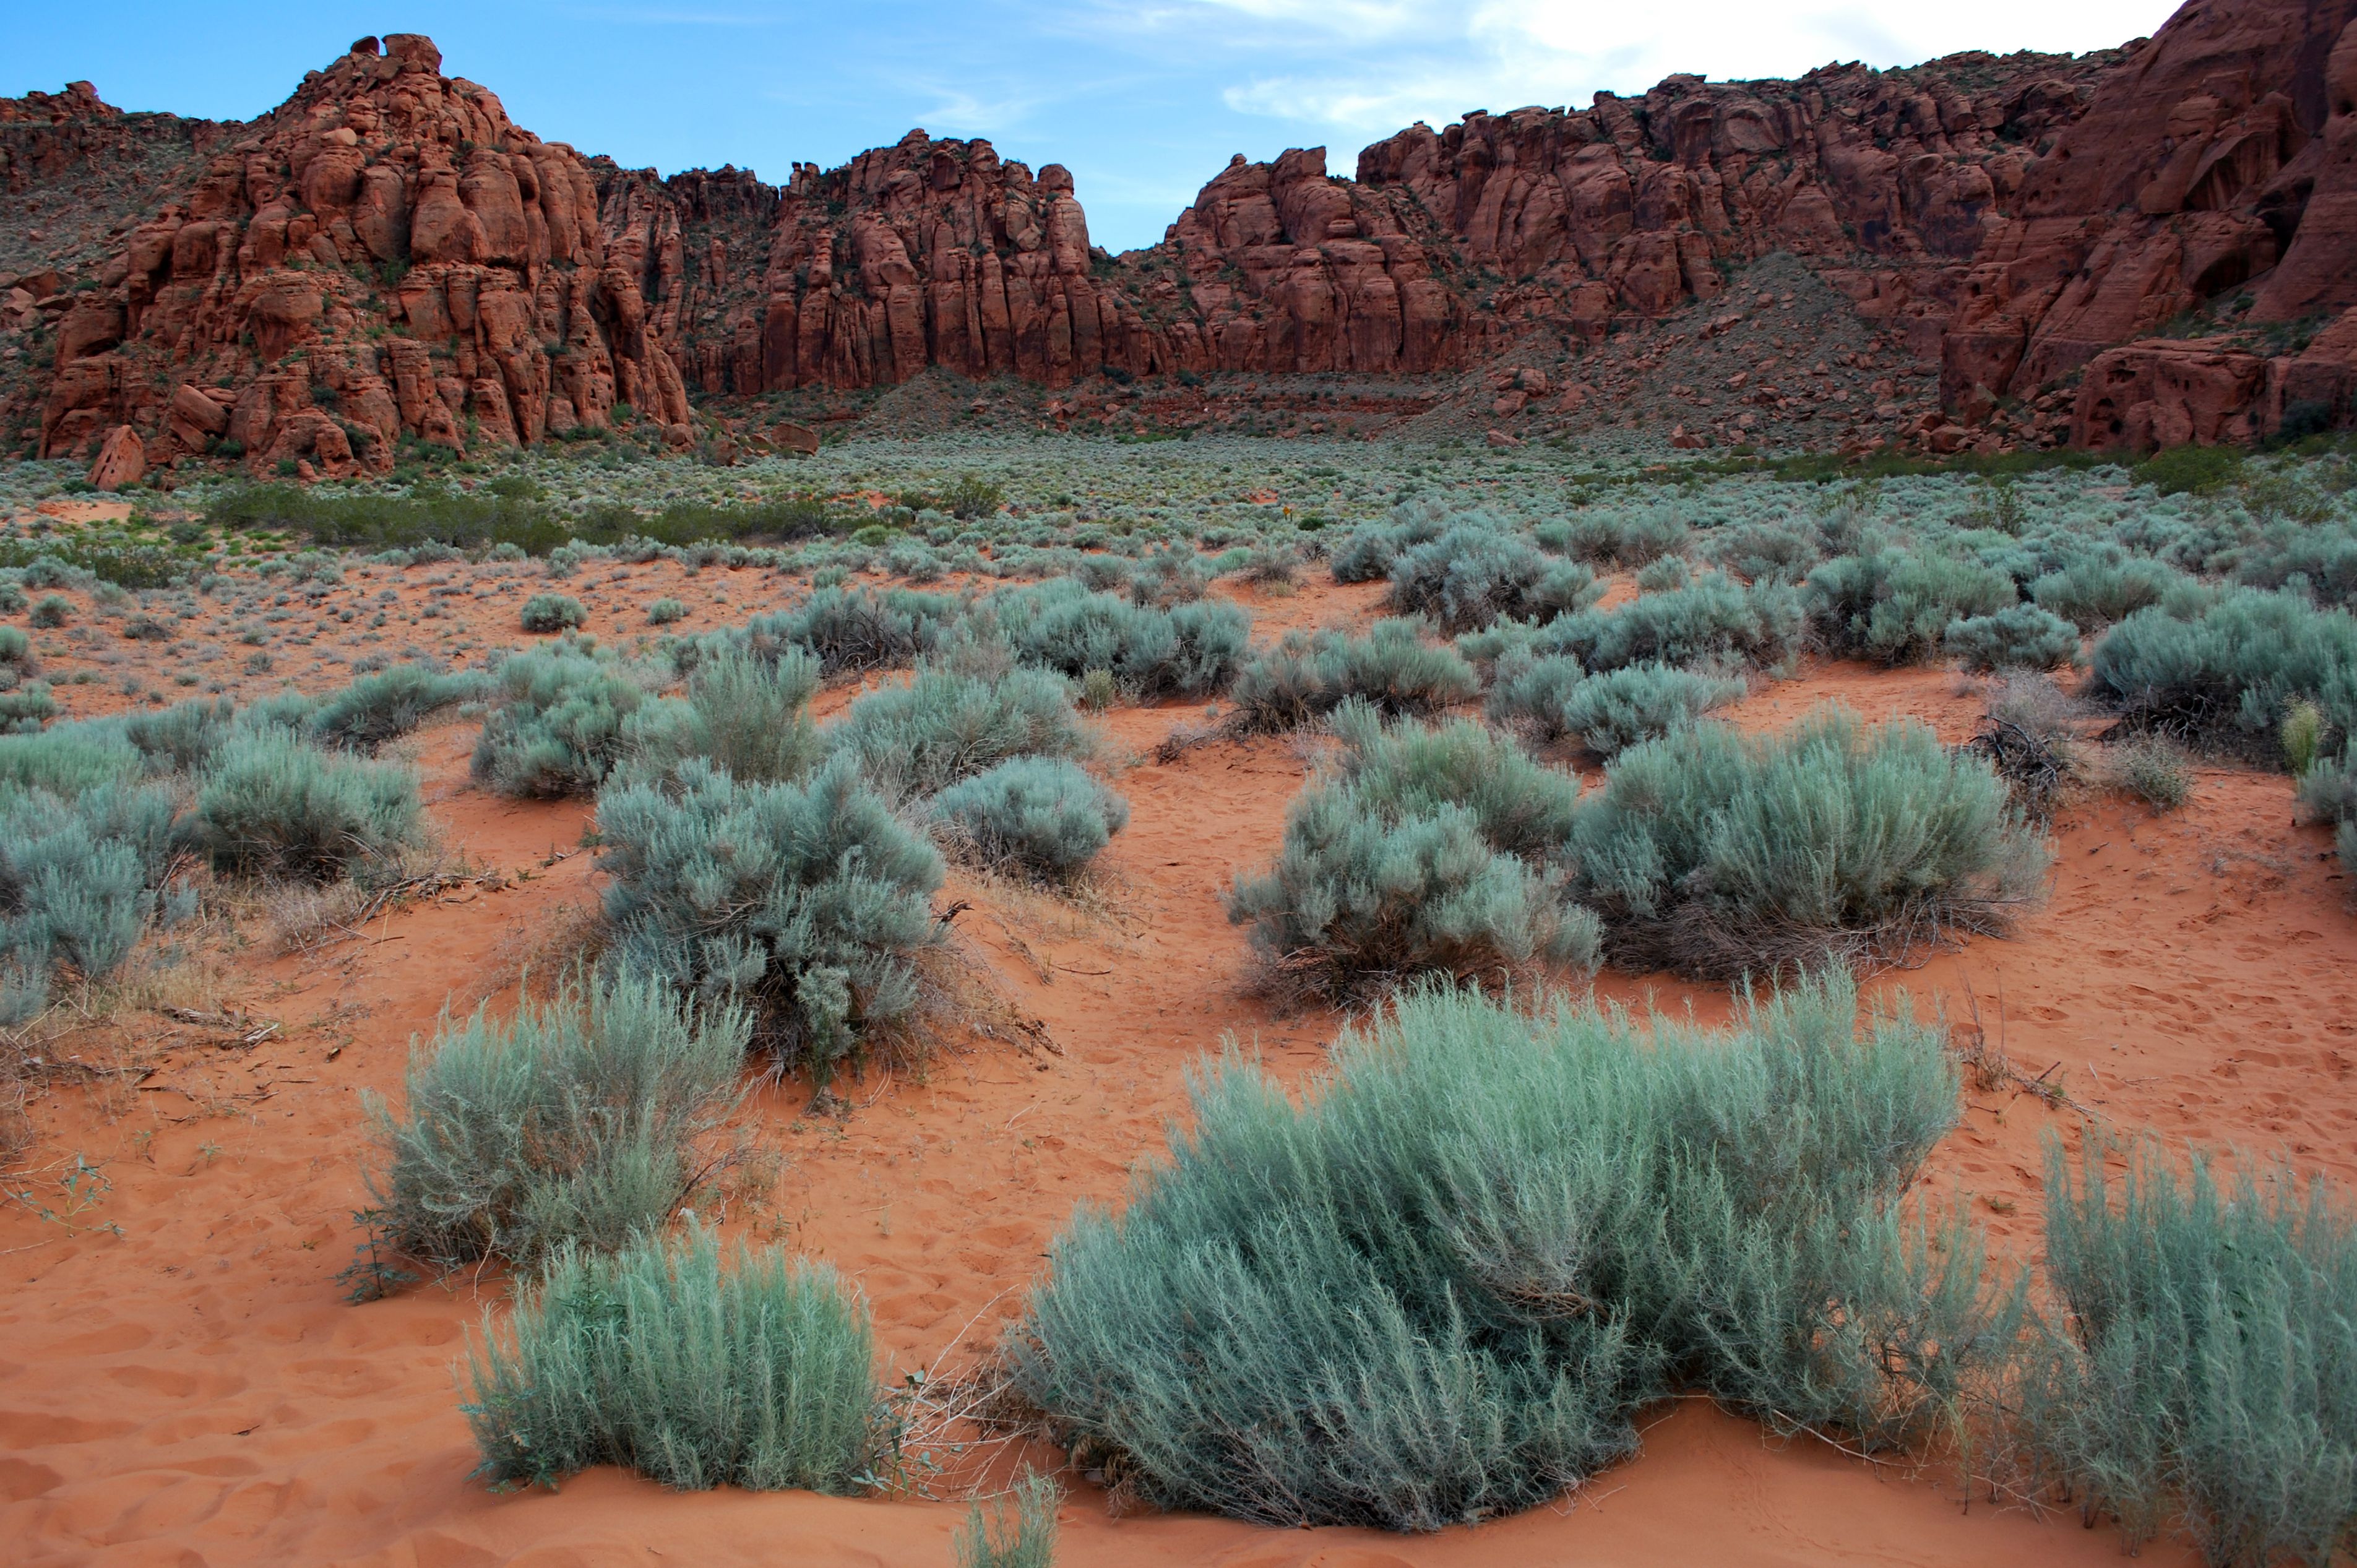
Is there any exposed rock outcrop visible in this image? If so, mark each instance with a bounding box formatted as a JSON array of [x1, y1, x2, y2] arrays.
[[6, 0, 2356, 468]]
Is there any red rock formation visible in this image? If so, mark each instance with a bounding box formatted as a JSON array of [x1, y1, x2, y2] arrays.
[[20, 33, 687, 470], [87, 424, 142, 489], [7, 1, 2357, 464]]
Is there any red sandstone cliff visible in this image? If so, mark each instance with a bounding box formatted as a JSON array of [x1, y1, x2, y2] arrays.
[[6, 0, 2356, 473]]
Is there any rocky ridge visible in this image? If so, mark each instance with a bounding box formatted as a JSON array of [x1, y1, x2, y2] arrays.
[[3, 0, 2356, 482]]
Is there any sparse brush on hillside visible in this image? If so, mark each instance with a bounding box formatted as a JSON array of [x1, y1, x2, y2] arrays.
[[830, 665, 1092, 803], [1569, 705, 2048, 978], [363, 970, 747, 1273], [1230, 619, 1478, 731], [1385, 523, 1599, 632], [989, 580, 1249, 699], [463, 1223, 886, 1493], [307, 664, 485, 753], [623, 647, 822, 786], [1226, 702, 1593, 999], [180, 726, 424, 882], [472, 644, 648, 798], [597, 755, 944, 1072], [1011, 973, 2009, 1530], [2092, 589, 2357, 757], [2023, 1138, 2357, 1566], [931, 756, 1129, 881], [1536, 572, 1802, 673], [1807, 549, 2019, 664]]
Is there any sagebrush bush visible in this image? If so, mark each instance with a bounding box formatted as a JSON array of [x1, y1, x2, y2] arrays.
[[2026, 1139, 2357, 1566], [1012, 973, 2006, 1530], [1808, 549, 2018, 664], [1329, 510, 1447, 584], [1539, 506, 1689, 566], [743, 584, 962, 675], [1483, 647, 1589, 742], [831, 665, 1091, 802], [1570, 705, 2048, 977], [625, 647, 821, 786], [598, 755, 943, 1070], [472, 645, 648, 798], [464, 1223, 885, 1493], [646, 597, 687, 626], [932, 756, 1129, 879], [520, 593, 587, 634], [1555, 663, 1746, 757], [1537, 572, 1801, 673], [1386, 524, 1598, 632], [181, 726, 424, 881], [2113, 736, 2194, 810], [1230, 619, 1478, 731], [308, 664, 484, 752], [1129, 545, 1213, 608], [2031, 554, 2187, 630], [1710, 520, 1822, 585], [956, 1472, 1062, 1568], [2092, 589, 2357, 756], [991, 580, 1248, 698], [1943, 605, 2081, 672], [364, 970, 746, 1272], [123, 696, 238, 770], [1226, 702, 1593, 997], [0, 777, 179, 1024]]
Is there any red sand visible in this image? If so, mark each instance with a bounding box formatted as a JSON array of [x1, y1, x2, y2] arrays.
[[9, 568, 2330, 1566]]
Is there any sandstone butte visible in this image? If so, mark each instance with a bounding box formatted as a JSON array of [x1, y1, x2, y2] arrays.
[[2, 0, 2356, 483]]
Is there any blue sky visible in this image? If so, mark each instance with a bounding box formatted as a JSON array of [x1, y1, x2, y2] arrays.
[[13, 1, 2178, 252]]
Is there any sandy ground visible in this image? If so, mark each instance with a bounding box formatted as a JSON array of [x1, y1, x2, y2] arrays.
[[9, 562, 2339, 1566]]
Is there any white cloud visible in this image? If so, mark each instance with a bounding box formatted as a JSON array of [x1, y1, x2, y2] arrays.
[[1184, 0, 2177, 133]]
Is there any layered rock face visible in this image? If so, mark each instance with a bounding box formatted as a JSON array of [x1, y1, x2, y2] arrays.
[[26, 33, 690, 475], [8, 0, 2357, 468]]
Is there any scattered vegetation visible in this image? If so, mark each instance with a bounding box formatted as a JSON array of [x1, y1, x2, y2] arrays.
[[1230, 619, 1478, 731], [931, 757, 1129, 881], [472, 645, 647, 798]]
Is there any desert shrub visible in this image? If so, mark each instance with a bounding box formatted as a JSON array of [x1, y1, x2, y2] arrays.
[[0, 625, 35, 682], [931, 756, 1129, 880], [29, 594, 71, 629], [990, 581, 1248, 698], [743, 585, 962, 676], [1555, 663, 1746, 757], [1807, 549, 2017, 663], [1329, 511, 1447, 583], [1633, 556, 1691, 592], [181, 726, 423, 881], [364, 970, 747, 1272], [2135, 444, 2246, 497], [624, 647, 821, 786], [520, 593, 587, 634], [597, 755, 943, 1070], [646, 597, 687, 626], [2298, 741, 2357, 838], [0, 777, 179, 1024], [1536, 572, 1802, 673], [1226, 703, 1593, 998], [1540, 506, 1689, 566], [2031, 554, 2187, 629], [472, 645, 648, 798], [121, 696, 238, 770], [308, 664, 484, 752], [0, 683, 55, 732], [955, 1472, 1062, 1568], [2090, 589, 2357, 754], [1230, 619, 1478, 731], [1710, 520, 1822, 585], [2285, 699, 2328, 776], [2113, 736, 2194, 810], [0, 726, 144, 795], [830, 665, 1090, 802], [1011, 973, 2006, 1530], [1965, 676, 2087, 825], [1386, 524, 1598, 632], [1129, 545, 1212, 607], [2025, 1139, 2357, 1565], [1483, 647, 1588, 742], [463, 1223, 885, 1493], [1943, 605, 2081, 671], [1569, 705, 2048, 977]]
